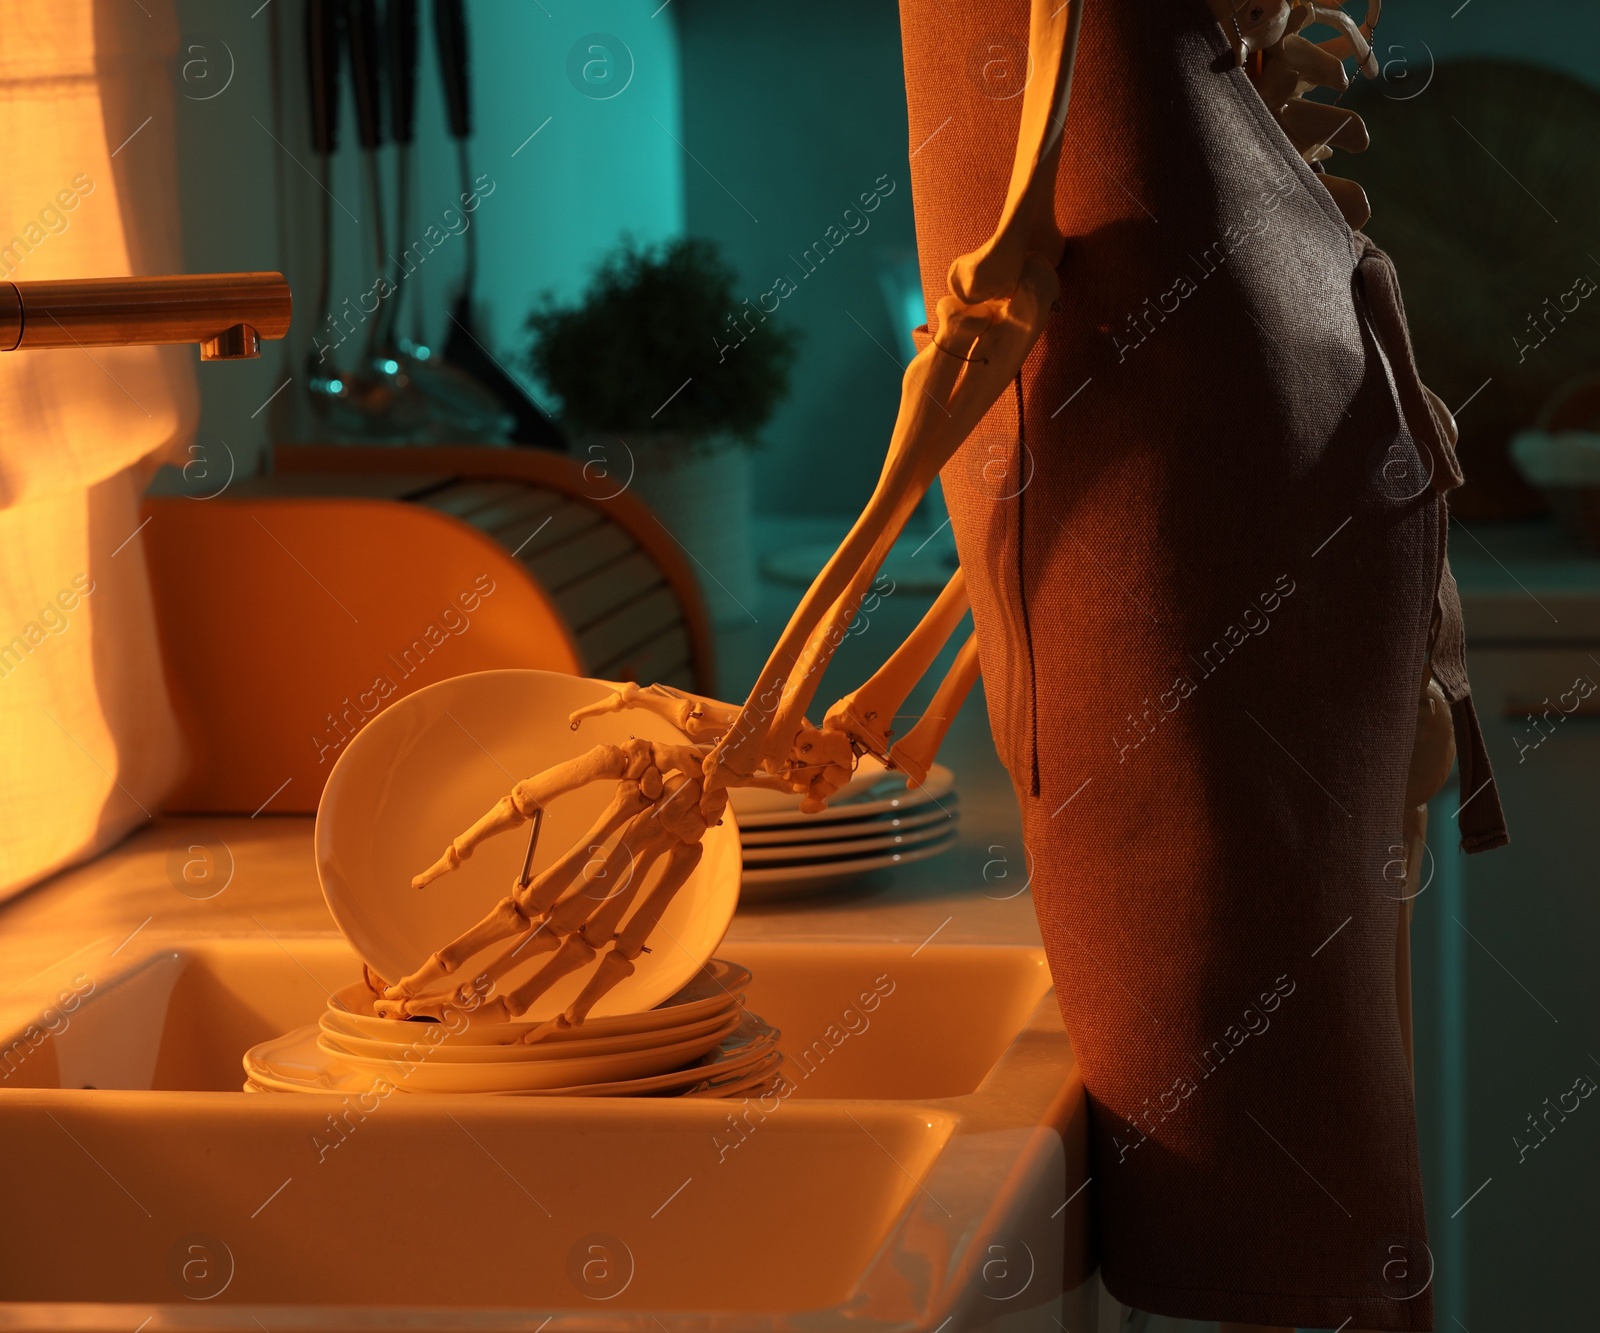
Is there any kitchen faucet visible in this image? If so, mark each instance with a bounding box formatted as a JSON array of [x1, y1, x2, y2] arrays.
[[0, 272, 290, 359]]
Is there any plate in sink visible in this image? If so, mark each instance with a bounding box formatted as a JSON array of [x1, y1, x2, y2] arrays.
[[315, 670, 742, 1022], [321, 958, 751, 1046], [320, 1006, 740, 1064], [317, 1012, 740, 1092], [244, 1025, 370, 1095], [244, 1011, 780, 1097]]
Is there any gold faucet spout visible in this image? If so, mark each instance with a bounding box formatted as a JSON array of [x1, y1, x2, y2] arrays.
[[0, 272, 291, 360]]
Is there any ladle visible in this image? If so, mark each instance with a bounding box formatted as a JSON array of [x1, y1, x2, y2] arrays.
[[380, 0, 513, 441]]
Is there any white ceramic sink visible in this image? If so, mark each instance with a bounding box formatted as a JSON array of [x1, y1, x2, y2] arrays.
[[0, 937, 1088, 1329]]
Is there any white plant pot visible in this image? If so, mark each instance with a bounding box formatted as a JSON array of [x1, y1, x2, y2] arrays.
[[611, 436, 758, 628]]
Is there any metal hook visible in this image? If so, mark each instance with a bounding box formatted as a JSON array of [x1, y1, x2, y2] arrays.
[[517, 807, 544, 890]]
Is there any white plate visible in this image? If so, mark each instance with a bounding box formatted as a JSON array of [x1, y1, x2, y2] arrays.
[[729, 761, 954, 830], [244, 1013, 778, 1098], [314, 670, 741, 1022], [728, 753, 897, 814], [321, 959, 750, 1046], [322, 1005, 739, 1063], [741, 815, 957, 865], [244, 1025, 371, 1095], [681, 1052, 786, 1099], [316, 1012, 740, 1093], [740, 828, 959, 899], [738, 800, 956, 847], [496, 1043, 782, 1099]]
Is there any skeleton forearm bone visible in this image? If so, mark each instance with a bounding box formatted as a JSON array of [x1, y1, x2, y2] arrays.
[[703, 2, 1084, 795], [950, 0, 1083, 303], [707, 266, 1060, 797]]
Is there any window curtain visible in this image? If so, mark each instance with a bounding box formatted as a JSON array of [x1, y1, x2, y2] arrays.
[[0, 0, 196, 898]]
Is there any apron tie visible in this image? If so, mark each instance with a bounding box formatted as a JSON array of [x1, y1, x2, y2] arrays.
[[1354, 232, 1510, 853]]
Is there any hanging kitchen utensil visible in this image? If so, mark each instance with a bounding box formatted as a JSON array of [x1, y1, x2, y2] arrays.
[[377, 0, 416, 359], [341, 0, 430, 438], [433, 0, 565, 449], [382, 0, 514, 440], [304, 0, 352, 419]]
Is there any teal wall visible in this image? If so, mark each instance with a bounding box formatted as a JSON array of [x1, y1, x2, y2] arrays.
[[1377, 0, 1600, 89], [678, 0, 918, 518], [411, 0, 687, 356]]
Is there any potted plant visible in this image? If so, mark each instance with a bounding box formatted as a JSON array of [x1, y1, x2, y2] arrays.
[[526, 237, 799, 625]]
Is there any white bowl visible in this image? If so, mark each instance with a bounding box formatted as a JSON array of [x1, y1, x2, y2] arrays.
[[315, 670, 742, 1022]]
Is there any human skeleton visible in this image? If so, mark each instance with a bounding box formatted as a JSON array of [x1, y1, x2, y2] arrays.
[[373, 2, 1450, 1045]]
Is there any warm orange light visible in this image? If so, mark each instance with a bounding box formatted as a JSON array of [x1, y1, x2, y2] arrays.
[[0, 0, 194, 897]]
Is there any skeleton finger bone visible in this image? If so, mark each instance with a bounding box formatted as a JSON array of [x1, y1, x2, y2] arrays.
[[526, 839, 708, 1043], [1421, 385, 1458, 449], [1306, 2, 1380, 80], [888, 631, 983, 788], [379, 894, 531, 1007], [1317, 174, 1371, 229], [825, 568, 970, 759], [497, 931, 601, 1021], [1277, 32, 1350, 92], [1278, 99, 1368, 158], [518, 780, 651, 916], [453, 923, 561, 1004], [544, 811, 673, 937], [1399, 674, 1455, 913], [569, 682, 739, 744], [498, 822, 675, 1019], [410, 744, 631, 890]]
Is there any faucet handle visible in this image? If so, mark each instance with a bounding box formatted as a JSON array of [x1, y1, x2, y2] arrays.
[[200, 323, 262, 361]]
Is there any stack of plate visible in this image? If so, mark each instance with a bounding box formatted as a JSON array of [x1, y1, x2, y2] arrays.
[[243, 960, 782, 1098], [730, 756, 959, 901]]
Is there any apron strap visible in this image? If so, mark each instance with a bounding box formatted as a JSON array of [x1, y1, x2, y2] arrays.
[[1354, 233, 1510, 853]]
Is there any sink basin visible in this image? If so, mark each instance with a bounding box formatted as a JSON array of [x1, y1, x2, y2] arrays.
[[0, 937, 1086, 1329]]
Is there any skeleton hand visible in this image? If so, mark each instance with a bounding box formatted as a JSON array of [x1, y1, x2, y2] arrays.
[[578, 550, 981, 814], [380, 735, 723, 1039]]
